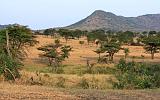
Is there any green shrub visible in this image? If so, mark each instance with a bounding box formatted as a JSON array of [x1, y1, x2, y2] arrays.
[[54, 39, 60, 44], [79, 41, 85, 46], [113, 58, 160, 89]]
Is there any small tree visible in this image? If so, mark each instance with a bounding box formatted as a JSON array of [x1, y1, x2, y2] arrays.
[[142, 36, 160, 59], [38, 43, 72, 71], [124, 48, 130, 59], [54, 39, 60, 45], [79, 41, 84, 46], [58, 29, 71, 43], [101, 42, 121, 62], [117, 31, 134, 45]]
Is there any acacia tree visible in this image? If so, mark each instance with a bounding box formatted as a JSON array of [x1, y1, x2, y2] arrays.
[[142, 36, 160, 59], [86, 29, 107, 45], [74, 29, 83, 39], [0, 25, 37, 80], [101, 42, 121, 62], [117, 31, 134, 45], [43, 28, 56, 37], [79, 41, 84, 46], [38, 42, 72, 71], [58, 29, 71, 43]]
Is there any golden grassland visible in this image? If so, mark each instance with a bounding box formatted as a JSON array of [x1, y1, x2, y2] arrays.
[[24, 35, 160, 67], [0, 82, 159, 100], [1, 35, 160, 99], [20, 35, 160, 89]]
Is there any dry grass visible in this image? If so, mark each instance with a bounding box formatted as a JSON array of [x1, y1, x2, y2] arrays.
[[15, 71, 113, 89], [0, 82, 159, 100], [1, 35, 160, 99], [0, 82, 79, 100], [24, 35, 160, 68]]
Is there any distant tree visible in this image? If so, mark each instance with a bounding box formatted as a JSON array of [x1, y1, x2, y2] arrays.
[[79, 41, 85, 46], [117, 31, 134, 45], [58, 29, 71, 43], [142, 36, 160, 59], [101, 42, 121, 62], [44, 28, 56, 37], [86, 33, 95, 45], [142, 31, 148, 36], [123, 48, 130, 59], [74, 29, 82, 39], [149, 31, 157, 36]]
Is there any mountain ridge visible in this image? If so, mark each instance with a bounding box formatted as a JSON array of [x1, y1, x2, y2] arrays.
[[66, 10, 160, 32]]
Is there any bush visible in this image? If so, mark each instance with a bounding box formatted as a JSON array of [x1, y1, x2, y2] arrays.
[[113, 59, 160, 89], [79, 41, 85, 46], [54, 39, 60, 44]]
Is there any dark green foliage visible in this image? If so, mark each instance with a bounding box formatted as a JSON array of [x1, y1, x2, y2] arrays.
[[117, 31, 134, 44], [149, 31, 157, 36], [0, 25, 37, 80], [38, 41, 72, 72], [0, 52, 21, 80], [43, 28, 56, 36], [54, 39, 60, 44], [58, 29, 70, 43], [142, 36, 160, 59], [58, 29, 84, 42], [79, 41, 85, 46], [101, 42, 121, 62], [86, 29, 107, 45], [113, 59, 160, 89]]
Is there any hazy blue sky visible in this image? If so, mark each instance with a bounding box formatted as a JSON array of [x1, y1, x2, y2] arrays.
[[0, 0, 160, 29]]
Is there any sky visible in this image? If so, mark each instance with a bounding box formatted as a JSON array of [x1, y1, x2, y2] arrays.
[[0, 0, 160, 30]]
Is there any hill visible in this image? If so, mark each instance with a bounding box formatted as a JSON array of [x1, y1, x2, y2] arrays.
[[66, 10, 160, 32], [0, 25, 7, 29]]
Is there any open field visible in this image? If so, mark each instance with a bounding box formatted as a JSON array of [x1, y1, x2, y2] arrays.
[[20, 35, 160, 88], [24, 35, 160, 67], [0, 83, 160, 100], [1, 35, 160, 100]]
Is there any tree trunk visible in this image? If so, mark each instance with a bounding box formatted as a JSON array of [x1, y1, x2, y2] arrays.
[[151, 52, 154, 59], [98, 53, 101, 59], [6, 30, 12, 58], [125, 54, 127, 59], [48, 58, 52, 66], [111, 55, 114, 62]]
